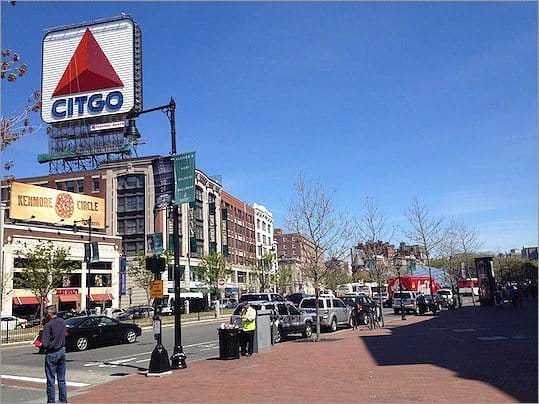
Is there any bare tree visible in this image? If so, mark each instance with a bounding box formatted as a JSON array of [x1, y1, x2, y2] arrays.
[[286, 174, 355, 341], [439, 220, 463, 307], [405, 197, 444, 301], [356, 197, 397, 326], [453, 221, 483, 305]]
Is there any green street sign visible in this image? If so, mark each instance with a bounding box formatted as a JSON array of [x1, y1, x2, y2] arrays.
[[173, 152, 196, 205]]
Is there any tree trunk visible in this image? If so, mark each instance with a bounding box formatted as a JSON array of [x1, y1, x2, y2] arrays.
[[315, 286, 321, 342]]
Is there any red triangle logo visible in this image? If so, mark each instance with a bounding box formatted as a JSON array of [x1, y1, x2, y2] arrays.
[[52, 28, 124, 97]]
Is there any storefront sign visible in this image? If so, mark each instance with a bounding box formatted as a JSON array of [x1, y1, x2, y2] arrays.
[[119, 256, 127, 296], [10, 182, 105, 229], [147, 233, 164, 255], [56, 288, 79, 295], [173, 152, 196, 205]]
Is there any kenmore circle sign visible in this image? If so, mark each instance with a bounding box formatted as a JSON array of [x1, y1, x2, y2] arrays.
[[41, 17, 139, 124]]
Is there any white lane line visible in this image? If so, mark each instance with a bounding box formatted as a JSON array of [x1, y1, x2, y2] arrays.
[[1, 375, 89, 387], [184, 340, 219, 348], [135, 358, 149, 363], [512, 336, 528, 340], [477, 336, 507, 341], [108, 358, 138, 364], [451, 329, 476, 332]]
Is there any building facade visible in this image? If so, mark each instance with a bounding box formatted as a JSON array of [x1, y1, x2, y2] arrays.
[[273, 228, 315, 294], [220, 191, 256, 294], [1, 222, 122, 317]]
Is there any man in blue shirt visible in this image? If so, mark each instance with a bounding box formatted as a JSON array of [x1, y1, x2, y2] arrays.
[[42, 305, 67, 403]]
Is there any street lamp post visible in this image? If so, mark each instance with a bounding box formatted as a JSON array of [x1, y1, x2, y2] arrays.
[[74, 216, 92, 313], [399, 265, 406, 320], [127, 98, 186, 370]]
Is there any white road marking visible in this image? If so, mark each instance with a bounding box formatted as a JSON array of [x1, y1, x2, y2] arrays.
[[451, 329, 476, 332], [108, 358, 138, 364], [135, 358, 149, 363], [512, 336, 528, 340], [429, 328, 449, 331], [477, 336, 507, 341], [1, 375, 89, 387], [183, 340, 219, 348]]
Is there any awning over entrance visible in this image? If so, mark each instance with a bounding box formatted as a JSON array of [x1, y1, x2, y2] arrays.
[[58, 294, 80, 303], [13, 296, 40, 305], [90, 293, 114, 302]]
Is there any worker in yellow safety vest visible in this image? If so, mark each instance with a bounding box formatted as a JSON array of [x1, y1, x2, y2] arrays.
[[240, 302, 257, 356]]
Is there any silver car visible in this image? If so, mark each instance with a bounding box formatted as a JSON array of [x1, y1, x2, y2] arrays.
[[298, 296, 352, 332], [392, 291, 418, 314]]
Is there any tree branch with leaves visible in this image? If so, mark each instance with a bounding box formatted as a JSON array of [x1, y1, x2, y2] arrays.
[[197, 252, 232, 300], [127, 252, 153, 306], [14, 241, 77, 319]]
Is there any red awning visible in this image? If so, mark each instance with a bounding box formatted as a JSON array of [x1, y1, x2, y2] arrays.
[[58, 294, 80, 303], [13, 296, 40, 305], [90, 293, 114, 302]]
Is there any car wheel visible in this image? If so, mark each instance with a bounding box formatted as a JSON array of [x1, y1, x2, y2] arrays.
[[125, 329, 137, 344], [302, 323, 313, 338], [330, 318, 337, 333], [75, 337, 89, 351], [273, 327, 282, 344]]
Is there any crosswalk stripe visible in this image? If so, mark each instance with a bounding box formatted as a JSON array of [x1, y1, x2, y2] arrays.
[[1, 374, 89, 387]]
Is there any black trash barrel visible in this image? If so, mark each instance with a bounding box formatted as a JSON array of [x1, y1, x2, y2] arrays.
[[218, 328, 240, 360]]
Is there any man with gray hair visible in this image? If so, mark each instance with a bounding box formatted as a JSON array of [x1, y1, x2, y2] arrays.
[[42, 305, 67, 403]]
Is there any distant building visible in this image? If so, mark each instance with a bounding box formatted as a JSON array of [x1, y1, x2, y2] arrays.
[[220, 190, 256, 294], [273, 229, 317, 294], [521, 247, 538, 261]]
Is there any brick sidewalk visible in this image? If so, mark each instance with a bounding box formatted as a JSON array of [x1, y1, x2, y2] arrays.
[[71, 301, 538, 403]]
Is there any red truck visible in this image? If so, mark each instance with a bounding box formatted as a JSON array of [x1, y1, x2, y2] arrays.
[[388, 275, 441, 300]]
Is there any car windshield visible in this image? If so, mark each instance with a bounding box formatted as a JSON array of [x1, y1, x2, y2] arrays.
[[239, 294, 268, 302], [393, 293, 411, 299], [299, 299, 324, 309], [65, 317, 87, 328], [438, 291, 451, 295]]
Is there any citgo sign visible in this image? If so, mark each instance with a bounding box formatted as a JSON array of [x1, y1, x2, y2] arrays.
[[41, 17, 140, 124]]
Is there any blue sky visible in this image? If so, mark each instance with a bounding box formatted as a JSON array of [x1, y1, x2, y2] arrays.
[[1, 2, 537, 253]]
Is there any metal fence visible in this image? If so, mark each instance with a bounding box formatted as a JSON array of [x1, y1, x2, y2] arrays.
[[1, 326, 38, 344]]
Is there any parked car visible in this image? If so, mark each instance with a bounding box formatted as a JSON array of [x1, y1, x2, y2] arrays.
[[341, 294, 380, 325], [371, 286, 391, 307], [436, 289, 456, 308], [62, 315, 142, 351], [211, 298, 238, 310], [103, 308, 127, 319], [285, 293, 311, 306], [1, 315, 28, 330], [392, 291, 418, 314], [239, 293, 285, 303], [57, 310, 79, 320], [230, 301, 313, 342], [298, 296, 352, 332], [117, 306, 154, 321]]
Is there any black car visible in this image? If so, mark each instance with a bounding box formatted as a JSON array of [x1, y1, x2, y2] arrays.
[[63, 315, 142, 351], [117, 306, 154, 321], [341, 295, 379, 325], [285, 292, 311, 306]]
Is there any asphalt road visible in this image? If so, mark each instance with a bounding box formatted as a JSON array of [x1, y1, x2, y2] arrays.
[[0, 305, 422, 403]]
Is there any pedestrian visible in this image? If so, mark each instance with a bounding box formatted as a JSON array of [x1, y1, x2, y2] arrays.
[[240, 303, 256, 357], [496, 287, 504, 310], [42, 305, 67, 404], [508, 286, 517, 309], [351, 304, 359, 329]]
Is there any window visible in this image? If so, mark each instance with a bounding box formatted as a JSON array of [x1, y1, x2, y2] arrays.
[[81, 318, 100, 328], [56, 182, 63, 190], [98, 317, 116, 326], [77, 180, 84, 193], [288, 305, 300, 315], [237, 272, 246, 283], [257, 233, 261, 242], [257, 219, 260, 229], [332, 299, 345, 308], [65, 181, 75, 192], [92, 177, 100, 192], [278, 304, 288, 316], [263, 235, 267, 244]]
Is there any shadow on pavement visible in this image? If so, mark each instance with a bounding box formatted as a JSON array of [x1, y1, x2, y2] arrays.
[[360, 301, 538, 402]]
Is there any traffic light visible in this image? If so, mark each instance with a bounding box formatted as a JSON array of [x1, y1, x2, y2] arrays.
[[145, 256, 166, 274]]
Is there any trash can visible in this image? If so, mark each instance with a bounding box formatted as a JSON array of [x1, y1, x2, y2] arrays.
[[218, 327, 240, 360]]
